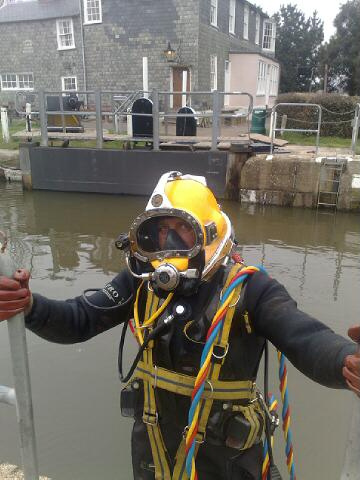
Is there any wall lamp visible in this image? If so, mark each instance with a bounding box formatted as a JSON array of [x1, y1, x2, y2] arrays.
[[164, 42, 177, 62]]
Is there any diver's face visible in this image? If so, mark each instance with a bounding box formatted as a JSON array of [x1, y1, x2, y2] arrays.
[[158, 217, 196, 249]]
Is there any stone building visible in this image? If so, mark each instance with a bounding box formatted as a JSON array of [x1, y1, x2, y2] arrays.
[[0, 0, 280, 109]]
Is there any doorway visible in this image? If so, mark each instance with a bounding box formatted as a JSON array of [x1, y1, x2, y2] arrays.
[[171, 67, 191, 110]]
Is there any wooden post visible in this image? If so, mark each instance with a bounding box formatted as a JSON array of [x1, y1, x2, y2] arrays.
[[0, 107, 10, 143], [280, 114, 287, 136], [182, 70, 187, 108], [143, 57, 149, 99], [324, 64, 328, 93]]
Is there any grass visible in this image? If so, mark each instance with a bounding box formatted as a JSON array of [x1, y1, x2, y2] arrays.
[[281, 132, 360, 154]]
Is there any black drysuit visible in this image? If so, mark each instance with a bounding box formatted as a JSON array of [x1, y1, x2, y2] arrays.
[[25, 268, 356, 479]]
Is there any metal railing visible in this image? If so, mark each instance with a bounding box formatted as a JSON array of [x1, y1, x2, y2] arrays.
[[351, 103, 360, 156], [270, 103, 322, 154], [0, 233, 39, 480], [13, 89, 253, 151]]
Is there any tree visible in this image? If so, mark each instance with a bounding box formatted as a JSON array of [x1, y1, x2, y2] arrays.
[[274, 4, 324, 93], [321, 0, 360, 95]]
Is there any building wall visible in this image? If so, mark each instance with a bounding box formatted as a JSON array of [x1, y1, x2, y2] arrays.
[[0, 0, 277, 111], [197, 0, 267, 107], [229, 53, 279, 108], [82, 0, 200, 108], [0, 16, 84, 106], [0, 0, 200, 109]]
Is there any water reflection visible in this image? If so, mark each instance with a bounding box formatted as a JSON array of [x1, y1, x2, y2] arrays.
[[1, 184, 359, 303]]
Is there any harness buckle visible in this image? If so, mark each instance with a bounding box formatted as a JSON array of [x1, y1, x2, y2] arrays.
[[153, 365, 158, 389], [183, 426, 206, 444], [212, 343, 229, 363], [143, 411, 159, 425]]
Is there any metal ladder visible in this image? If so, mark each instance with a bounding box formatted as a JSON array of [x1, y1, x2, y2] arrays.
[[317, 157, 347, 210]]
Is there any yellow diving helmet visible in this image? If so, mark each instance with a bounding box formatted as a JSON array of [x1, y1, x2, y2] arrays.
[[117, 171, 234, 295]]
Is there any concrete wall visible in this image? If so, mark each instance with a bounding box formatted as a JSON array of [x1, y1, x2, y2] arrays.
[[17, 144, 360, 212], [237, 154, 360, 212]]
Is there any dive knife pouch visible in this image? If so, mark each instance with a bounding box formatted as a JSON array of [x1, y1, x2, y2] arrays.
[[120, 379, 142, 418], [223, 402, 265, 451]]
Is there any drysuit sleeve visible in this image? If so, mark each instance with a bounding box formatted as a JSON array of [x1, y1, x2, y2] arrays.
[[245, 272, 357, 389], [25, 270, 135, 344]]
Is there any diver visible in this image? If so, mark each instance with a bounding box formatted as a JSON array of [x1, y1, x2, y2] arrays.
[[0, 171, 359, 480]]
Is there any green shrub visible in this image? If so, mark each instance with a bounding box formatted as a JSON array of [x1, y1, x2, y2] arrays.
[[275, 93, 360, 138]]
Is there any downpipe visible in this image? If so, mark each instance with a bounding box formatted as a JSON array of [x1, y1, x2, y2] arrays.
[[0, 232, 39, 480]]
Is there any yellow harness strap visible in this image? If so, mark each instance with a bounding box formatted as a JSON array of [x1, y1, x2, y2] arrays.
[[138, 264, 254, 479], [142, 292, 172, 479], [172, 263, 245, 479]]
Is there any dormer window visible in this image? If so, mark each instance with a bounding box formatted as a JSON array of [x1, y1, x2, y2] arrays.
[[262, 20, 276, 52], [210, 0, 218, 27], [243, 5, 249, 40], [84, 0, 102, 24]]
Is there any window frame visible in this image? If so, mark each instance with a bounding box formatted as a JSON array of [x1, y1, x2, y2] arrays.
[[56, 18, 75, 50], [61, 76, 78, 92], [210, 54, 218, 91], [210, 0, 218, 27], [229, 0, 236, 34], [243, 5, 249, 40], [262, 20, 276, 52], [256, 61, 267, 96], [255, 13, 260, 45], [84, 0, 102, 25], [0, 73, 34, 91], [269, 65, 279, 96]]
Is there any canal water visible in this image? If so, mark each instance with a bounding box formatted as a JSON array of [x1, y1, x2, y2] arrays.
[[0, 182, 359, 480]]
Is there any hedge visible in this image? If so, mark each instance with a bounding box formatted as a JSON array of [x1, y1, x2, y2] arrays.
[[275, 93, 360, 138]]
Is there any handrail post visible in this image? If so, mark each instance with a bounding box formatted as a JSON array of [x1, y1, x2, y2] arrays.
[[316, 105, 322, 155], [351, 104, 360, 157], [211, 90, 220, 151], [0, 236, 39, 480], [95, 90, 103, 149], [152, 89, 160, 151], [38, 90, 48, 147]]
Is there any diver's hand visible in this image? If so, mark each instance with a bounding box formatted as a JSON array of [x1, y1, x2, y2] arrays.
[[343, 326, 360, 397], [0, 269, 32, 321]]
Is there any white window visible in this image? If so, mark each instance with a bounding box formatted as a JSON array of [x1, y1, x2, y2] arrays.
[[229, 0, 236, 34], [210, 55, 217, 91], [262, 20, 276, 52], [56, 18, 75, 50], [84, 0, 102, 24], [256, 61, 267, 95], [0, 73, 34, 90], [61, 76, 77, 92], [269, 65, 279, 96], [243, 5, 249, 40], [210, 0, 218, 27], [255, 13, 260, 44]]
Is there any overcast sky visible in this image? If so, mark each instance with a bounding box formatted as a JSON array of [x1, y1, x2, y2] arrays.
[[255, 0, 343, 41]]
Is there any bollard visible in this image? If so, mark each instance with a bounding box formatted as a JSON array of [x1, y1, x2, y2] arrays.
[[0, 232, 39, 480], [1, 107, 10, 143]]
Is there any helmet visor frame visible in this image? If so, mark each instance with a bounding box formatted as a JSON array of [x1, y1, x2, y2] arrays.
[[129, 208, 204, 262]]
